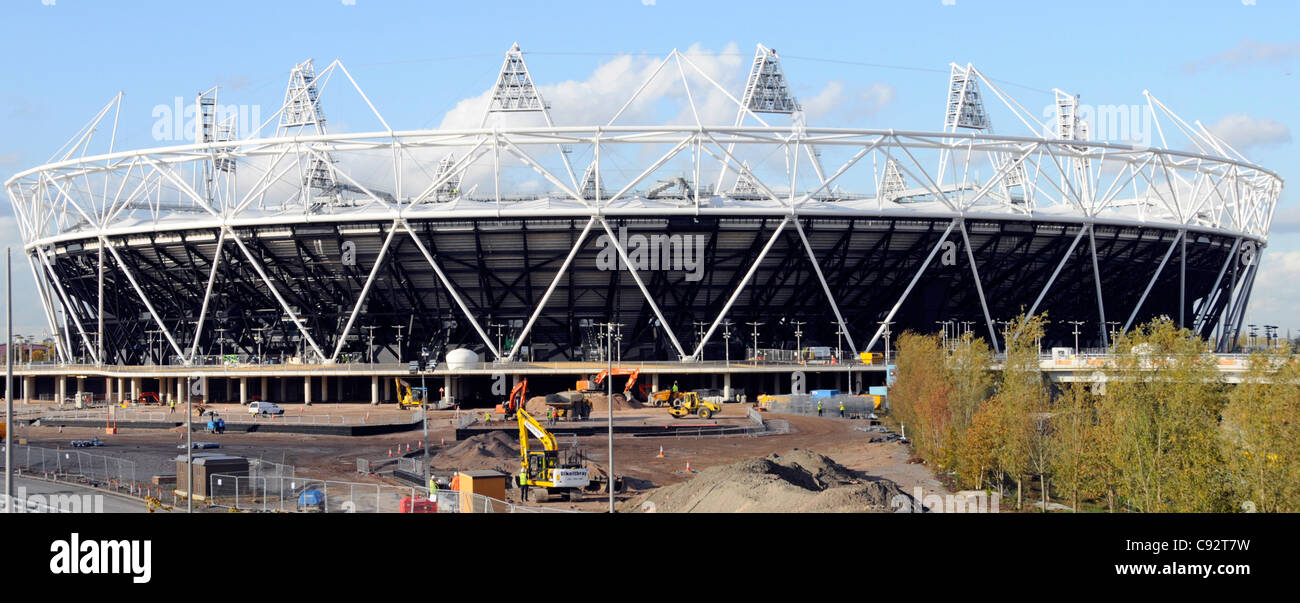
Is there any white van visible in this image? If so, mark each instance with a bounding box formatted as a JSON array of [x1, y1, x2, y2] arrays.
[[248, 401, 284, 416]]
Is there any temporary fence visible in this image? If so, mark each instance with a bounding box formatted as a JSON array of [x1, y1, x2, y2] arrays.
[[39, 408, 423, 427], [206, 472, 574, 513], [1, 443, 140, 497], [763, 393, 878, 420]]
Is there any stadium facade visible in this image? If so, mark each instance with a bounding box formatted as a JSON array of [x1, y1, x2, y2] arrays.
[[5, 44, 1282, 368]]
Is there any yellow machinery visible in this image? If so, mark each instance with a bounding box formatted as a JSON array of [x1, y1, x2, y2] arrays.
[[515, 408, 590, 502], [394, 378, 427, 410], [667, 391, 721, 420]]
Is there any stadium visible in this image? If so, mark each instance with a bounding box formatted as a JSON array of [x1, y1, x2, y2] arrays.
[[3, 43, 1283, 376]]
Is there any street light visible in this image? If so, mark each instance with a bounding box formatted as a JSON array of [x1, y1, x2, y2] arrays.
[[791, 320, 806, 364], [747, 322, 764, 366], [1068, 321, 1085, 356], [878, 321, 893, 366], [722, 320, 733, 368]]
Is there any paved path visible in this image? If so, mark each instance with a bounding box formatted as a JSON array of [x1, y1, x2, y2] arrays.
[[3, 475, 146, 513]]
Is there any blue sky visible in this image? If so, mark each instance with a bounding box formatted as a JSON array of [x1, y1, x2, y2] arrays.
[[1, 0, 1297, 337]]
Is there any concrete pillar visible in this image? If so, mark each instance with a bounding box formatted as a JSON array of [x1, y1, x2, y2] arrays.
[[199, 375, 209, 403], [260, 377, 267, 402], [304, 377, 313, 406], [370, 376, 379, 405], [23, 376, 34, 404], [652, 372, 659, 391], [177, 378, 184, 406], [57, 377, 66, 404], [116, 378, 124, 403], [279, 377, 287, 403], [444, 374, 452, 405], [321, 375, 329, 403], [239, 378, 248, 405], [130, 378, 140, 402], [724, 373, 732, 400], [383, 377, 391, 404]]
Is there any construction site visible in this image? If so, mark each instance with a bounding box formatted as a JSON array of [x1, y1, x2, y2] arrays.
[[0, 35, 1280, 514]]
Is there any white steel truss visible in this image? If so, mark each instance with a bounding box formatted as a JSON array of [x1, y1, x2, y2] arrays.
[[3, 48, 1283, 364]]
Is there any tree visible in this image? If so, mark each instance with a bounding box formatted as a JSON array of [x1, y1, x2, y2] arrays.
[[891, 332, 956, 467], [1221, 348, 1300, 512], [1100, 318, 1229, 512], [994, 313, 1049, 509], [1050, 382, 1103, 512]]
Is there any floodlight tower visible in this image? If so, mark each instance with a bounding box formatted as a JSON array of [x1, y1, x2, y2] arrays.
[[1053, 89, 1092, 201], [480, 43, 578, 191], [278, 59, 339, 208], [716, 44, 825, 193], [938, 63, 1026, 198], [195, 86, 237, 208], [880, 159, 908, 203], [432, 153, 464, 202]]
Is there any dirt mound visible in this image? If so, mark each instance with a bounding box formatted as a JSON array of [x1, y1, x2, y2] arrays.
[[431, 432, 519, 470], [522, 392, 643, 416], [622, 448, 913, 513]]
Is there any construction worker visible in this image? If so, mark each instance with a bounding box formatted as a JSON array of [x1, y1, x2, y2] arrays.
[[816, 400, 823, 416], [839, 400, 845, 418], [429, 475, 439, 501], [484, 410, 492, 424], [672, 381, 679, 396], [169, 398, 175, 415]]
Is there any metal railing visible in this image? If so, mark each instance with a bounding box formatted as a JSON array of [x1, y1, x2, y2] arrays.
[[39, 408, 423, 427], [1, 444, 141, 498], [206, 472, 573, 513]]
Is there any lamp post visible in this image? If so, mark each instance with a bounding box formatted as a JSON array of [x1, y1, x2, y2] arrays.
[[1068, 321, 1085, 356], [722, 320, 733, 368], [878, 321, 894, 367], [747, 322, 764, 366], [791, 320, 806, 364]]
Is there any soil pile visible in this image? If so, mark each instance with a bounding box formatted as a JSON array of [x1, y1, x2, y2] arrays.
[[431, 432, 519, 470], [522, 392, 643, 416], [623, 448, 913, 513]]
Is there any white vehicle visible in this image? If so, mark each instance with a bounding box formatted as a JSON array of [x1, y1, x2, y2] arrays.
[[248, 401, 284, 416]]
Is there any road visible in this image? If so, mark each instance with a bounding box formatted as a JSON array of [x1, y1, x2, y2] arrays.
[[3, 475, 146, 513]]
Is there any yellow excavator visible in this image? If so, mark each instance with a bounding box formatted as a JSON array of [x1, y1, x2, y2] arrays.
[[515, 407, 590, 503], [667, 391, 721, 420], [394, 378, 427, 410]]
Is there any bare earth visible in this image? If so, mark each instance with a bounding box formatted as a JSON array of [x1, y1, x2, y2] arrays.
[[10, 401, 949, 512]]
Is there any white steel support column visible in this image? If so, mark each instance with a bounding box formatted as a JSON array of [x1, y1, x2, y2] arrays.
[[958, 220, 1001, 355], [100, 239, 186, 362], [506, 216, 597, 361], [692, 217, 791, 359], [34, 247, 100, 365], [1024, 225, 1089, 321], [188, 231, 226, 362], [792, 218, 859, 357], [598, 218, 689, 360], [1194, 238, 1240, 332], [1088, 226, 1109, 348], [226, 230, 327, 361], [1123, 230, 1185, 334], [402, 221, 500, 359], [864, 220, 959, 353], [331, 221, 400, 361]]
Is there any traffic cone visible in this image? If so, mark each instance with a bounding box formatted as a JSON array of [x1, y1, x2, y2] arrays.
[[418, 440, 423, 449], [657, 446, 664, 458], [440, 437, 445, 447], [387, 448, 393, 458], [685, 460, 692, 472]]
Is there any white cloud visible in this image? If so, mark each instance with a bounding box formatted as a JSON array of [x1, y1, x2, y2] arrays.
[[1207, 114, 1292, 150], [1243, 249, 1300, 332], [1184, 39, 1300, 73]]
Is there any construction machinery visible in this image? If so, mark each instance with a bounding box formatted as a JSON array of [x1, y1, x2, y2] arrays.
[[395, 378, 427, 410], [515, 407, 590, 503], [667, 391, 722, 420], [136, 392, 163, 406], [494, 378, 527, 417], [583, 367, 651, 402]]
